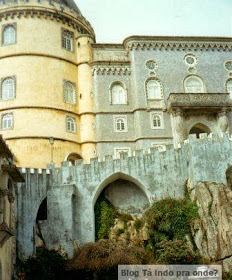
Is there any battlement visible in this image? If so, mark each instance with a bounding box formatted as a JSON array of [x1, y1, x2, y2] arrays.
[[41, 132, 230, 188]]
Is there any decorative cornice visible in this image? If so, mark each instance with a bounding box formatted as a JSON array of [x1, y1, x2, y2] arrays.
[[0, 4, 95, 37], [123, 36, 232, 52], [92, 64, 131, 76]]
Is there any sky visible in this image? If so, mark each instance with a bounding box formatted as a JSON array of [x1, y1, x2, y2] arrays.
[[76, 0, 232, 43]]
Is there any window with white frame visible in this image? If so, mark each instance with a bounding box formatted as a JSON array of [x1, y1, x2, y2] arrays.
[[2, 24, 16, 46], [111, 83, 127, 104], [151, 112, 163, 129], [226, 79, 232, 98], [146, 78, 162, 99], [114, 147, 131, 159], [184, 75, 205, 93], [66, 116, 76, 133], [63, 81, 76, 104], [62, 29, 74, 52], [1, 113, 13, 130], [1, 77, 15, 100], [114, 116, 127, 132]]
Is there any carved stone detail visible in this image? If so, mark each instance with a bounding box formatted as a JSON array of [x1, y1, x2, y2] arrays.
[[126, 41, 232, 52], [92, 66, 131, 76]]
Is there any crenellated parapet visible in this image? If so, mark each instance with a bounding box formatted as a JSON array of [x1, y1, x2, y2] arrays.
[[17, 133, 232, 258]]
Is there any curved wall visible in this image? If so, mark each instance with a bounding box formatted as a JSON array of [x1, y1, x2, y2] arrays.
[[0, 0, 96, 167]]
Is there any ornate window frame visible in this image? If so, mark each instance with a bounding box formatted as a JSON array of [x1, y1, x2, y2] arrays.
[[63, 80, 76, 104], [114, 147, 131, 159], [113, 115, 128, 132], [109, 81, 128, 105], [150, 112, 164, 129], [224, 61, 232, 72], [183, 75, 206, 93], [1, 76, 16, 101], [183, 54, 197, 67], [1, 112, 14, 130], [145, 60, 158, 71], [66, 116, 76, 133], [2, 23, 16, 46], [145, 78, 163, 100], [61, 28, 74, 52]]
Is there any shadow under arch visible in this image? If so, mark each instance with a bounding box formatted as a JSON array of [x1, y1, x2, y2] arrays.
[[188, 123, 211, 138], [65, 153, 82, 166], [92, 172, 150, 206]]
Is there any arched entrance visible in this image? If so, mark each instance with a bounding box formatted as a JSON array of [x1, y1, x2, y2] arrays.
[[94, 174, 149, 240], [189, 123, 211, 138], [66, 153, 82, 166]]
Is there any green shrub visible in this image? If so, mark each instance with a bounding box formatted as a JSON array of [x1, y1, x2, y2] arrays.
[[156, 239, 201, 264], [22, 248, 66, 280], [145, 197, 198, 250], [95, 196, 116, 240]]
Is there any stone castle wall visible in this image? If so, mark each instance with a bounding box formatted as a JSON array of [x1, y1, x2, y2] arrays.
[[16, 133, 232, 258]]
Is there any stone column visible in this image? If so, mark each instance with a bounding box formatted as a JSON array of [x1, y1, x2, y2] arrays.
[[171, 108, 186, 147], [218, 108, 229, 134]]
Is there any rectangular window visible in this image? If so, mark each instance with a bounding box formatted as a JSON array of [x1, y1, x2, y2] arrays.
[[66, 116, 76, 133], [1, 113, 13, 130], [113, 115, 128, 132], [150, 112, 164, 129], [62, 29, 74, 52]]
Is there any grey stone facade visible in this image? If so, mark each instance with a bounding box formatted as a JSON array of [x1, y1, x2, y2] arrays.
[[93, 37, 232, 158]]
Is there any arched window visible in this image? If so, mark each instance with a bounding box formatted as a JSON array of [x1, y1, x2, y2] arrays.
[[111, 83, 127, 104], [66, 116, 76, 133], [67, 153, 82, 165], [184, 75, 205, 93], [2, 25, 16, 45], [1, 78, 15, 100], [151, 113, 163, 129], [62, 29, 74, 52], [146, 79, 162, 99], [63, 81, 76, 104], [114, 116, 127, 132], [226, 79, 232, 98], [2, 113, 13, 130]]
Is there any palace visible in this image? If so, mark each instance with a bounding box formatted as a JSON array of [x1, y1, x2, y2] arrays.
[[0, 1, 232, 278], [0, 0, 231, 168]]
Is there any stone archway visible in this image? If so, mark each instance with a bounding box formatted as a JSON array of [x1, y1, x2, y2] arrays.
[[93, 173, 150, 240], [189, 123, 211, 138]]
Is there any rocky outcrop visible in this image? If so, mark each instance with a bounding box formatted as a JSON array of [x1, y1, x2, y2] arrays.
[[187, 181, 232, 268]]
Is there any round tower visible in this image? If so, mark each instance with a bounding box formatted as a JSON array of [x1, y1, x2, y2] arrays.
[[0, 0, 96, 168]]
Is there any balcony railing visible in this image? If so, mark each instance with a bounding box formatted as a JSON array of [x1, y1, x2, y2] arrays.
[[167, 93, 230, 111]]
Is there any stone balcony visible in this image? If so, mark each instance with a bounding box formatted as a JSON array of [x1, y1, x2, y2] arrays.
[[167, 93, 230, 112]]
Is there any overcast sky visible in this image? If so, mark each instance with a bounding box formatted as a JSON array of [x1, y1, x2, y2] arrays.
[[76, 0, 232, 43]]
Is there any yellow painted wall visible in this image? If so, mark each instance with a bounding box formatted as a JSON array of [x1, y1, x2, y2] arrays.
[[0, 2, 96, 168]]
